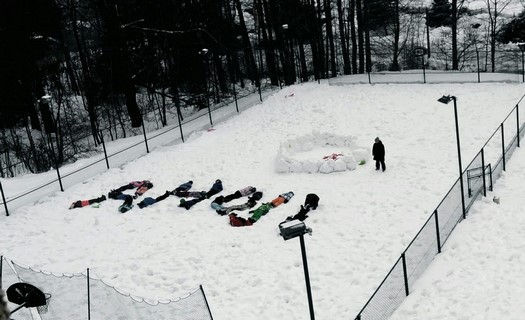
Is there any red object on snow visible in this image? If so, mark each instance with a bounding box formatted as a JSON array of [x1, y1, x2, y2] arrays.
[[323, 153, 343, 160]]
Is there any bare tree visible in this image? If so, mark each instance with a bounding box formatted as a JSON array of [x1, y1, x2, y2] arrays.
[[485, 0, 513, 71]]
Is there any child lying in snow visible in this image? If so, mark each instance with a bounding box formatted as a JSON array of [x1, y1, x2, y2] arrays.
[[229, 192, 294, 227]]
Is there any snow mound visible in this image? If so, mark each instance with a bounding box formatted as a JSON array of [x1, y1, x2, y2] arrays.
[[275, 133, 369, 174]]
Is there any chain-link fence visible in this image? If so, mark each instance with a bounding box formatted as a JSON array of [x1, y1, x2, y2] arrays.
[[329, 49, 525, 85], [0, 257, 213, 320], [355, 96, 525, 320], [0, 83, 277, 216]]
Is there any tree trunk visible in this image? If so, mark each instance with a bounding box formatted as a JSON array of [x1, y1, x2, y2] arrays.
[[324, 0, 337, 77], [68, 0, 99, 143], [268, 0, 294, 85], [350, 0, 358, 73], [337, 0, 351, 74], [390, 0, 401, 71], [234, 0, 260, 86], [298, 42, 309, 82], [452, 0, 458, 70], [258, 0, 279, 86], [97, 0, 142, 128], [315, 0, 326, 78], [213, 53, 228, 93], [363, 0, 372, 72], [490, 2, 497, 72], [356, 0, 365, 73]]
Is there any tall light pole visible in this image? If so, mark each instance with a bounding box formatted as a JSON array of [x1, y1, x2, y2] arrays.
[[279, 220, 315, 320], [282, 23, 296, 86], [282, 24, 289, 86], [438, 95, 465, 219], [199, 48, 213, 127], [518, 43, 525, 83]]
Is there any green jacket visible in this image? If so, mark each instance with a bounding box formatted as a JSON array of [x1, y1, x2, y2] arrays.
[[250, 203, 272, 222]]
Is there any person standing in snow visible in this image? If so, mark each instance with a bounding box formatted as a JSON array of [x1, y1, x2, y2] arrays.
[[372, 137, 386, 172]]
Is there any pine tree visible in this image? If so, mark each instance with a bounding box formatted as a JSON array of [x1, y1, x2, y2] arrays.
[[427, 0, 452, 28], [497, 10, 525, 43]]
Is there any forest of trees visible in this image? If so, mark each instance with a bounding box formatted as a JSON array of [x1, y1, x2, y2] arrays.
[[1, 0, 525, 177]]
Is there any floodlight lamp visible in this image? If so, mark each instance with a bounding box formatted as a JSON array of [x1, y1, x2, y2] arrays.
[[518, 43, 525, 52], [40, 94, 52, 103], [199, 48, 209, 55], [282, 24, 289, 30], [7, 282, 50, 315], [279, 220, 312, 241], [437, 95, 455, 104]]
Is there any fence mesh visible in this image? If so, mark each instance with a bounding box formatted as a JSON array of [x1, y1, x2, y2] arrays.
[[356, 258, 406, 320], [435, 178, 463, 249], [463, 151, 484, 213], [1, 258, 213, 320], [12, 264, 89, 320], [404, 217, 439, 289]]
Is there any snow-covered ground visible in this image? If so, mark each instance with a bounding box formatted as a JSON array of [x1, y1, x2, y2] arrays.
[[391, 145, 525, 319], [1, 74, 524, 319]]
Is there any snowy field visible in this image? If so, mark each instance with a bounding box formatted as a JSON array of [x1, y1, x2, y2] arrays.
[[1, 76, 524, 319]]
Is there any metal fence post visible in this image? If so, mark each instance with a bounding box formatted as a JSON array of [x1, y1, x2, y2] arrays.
[[200, 285, 214, 320], [501, 123, 506, 171], [207, 97, 214, 127], [0, 158, 4, 179], [0, 181, 8, 216], [55, 166, 64, 192], [476, 49, 480, 83], [488, 163, 493, 191], [0, 255, 3, 288], [434, 210, 441, 253], [177, 115, 185, 143], [141, 118, 150, 153], [401, 253, 410, 296], [481, 148, 487, 197], [422, 56, 426, 84], [257, 78, 263, 102], [49, 140, 64, 192], [517, 104, 520, 148], [233, 82, 239, 113], [99, 131, 110, 169]]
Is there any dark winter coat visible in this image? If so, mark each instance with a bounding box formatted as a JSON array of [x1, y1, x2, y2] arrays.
[[172, 181, 193, 194], [206, 179, 223, 198], [304, 193, 320, 210], [372, 141, 385, 161]]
